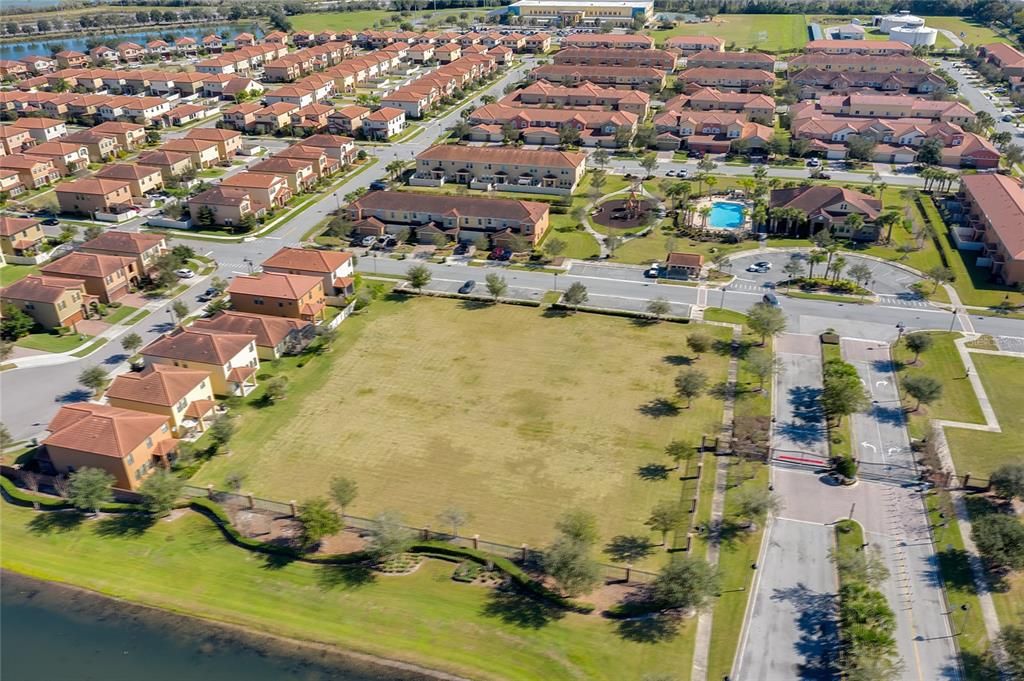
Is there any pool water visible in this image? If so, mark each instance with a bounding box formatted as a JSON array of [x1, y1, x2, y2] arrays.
[[708, 201, 746, 230]]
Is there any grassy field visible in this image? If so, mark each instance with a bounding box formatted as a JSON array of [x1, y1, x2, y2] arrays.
[[652, 14, 808, 52], [542, 226, 601, 260], [924, 16, 1013, 46], [944, 353, 1024, 480], [0, 263, 39, 286], [194, 296, 731, 553], [291, 8, 487, 32], [1, 504, 694, 681], [891, 331, 984, 441]]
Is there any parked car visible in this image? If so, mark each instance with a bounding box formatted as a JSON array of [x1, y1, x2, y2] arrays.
[[762, 292, 780, 306], [747, 261, 772, 273], [197, 287, 219, 301], [677, 168, 688, 177], [489, 247, 512, 261], [644, 264, 660, 278], [360, 235, 377, 247], [806, 158, 820, 167], [41, 218, 60, 226], [175, 268, 195, 279], [369, 180, 388, 191], [1003, 114, 1015, 122], [458, 280, 476, 294]]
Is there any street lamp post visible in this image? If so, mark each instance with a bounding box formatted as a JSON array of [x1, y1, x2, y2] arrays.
[[949, 307, 958, 332], [896, 321, 905, 345], [243, 257, 253, 274]]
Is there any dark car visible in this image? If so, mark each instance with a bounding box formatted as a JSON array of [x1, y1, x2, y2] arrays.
[[41, 218, 60, 226], [369, 180, 388, 191], [489, 247, 512, 261], [458, 280, 477, 294], [762, 292, 780, 306], [197, 287, 219, 301]]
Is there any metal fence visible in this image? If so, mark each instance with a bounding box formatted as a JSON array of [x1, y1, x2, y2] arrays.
[[182, 484, 659, 584]]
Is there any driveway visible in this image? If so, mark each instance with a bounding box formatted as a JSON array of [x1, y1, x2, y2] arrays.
[[939, 58, 1024, 141], [772, 333, 830, 467], [735, 516, 838, 681], [840, 339, 917, 483]]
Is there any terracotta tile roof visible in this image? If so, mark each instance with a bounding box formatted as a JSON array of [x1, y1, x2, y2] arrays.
[[185, 399, 216, 418], [961, 173, 1024, 258], [137, 150, 190, 166], [680, 67, 775, 82], [563, 33, 653, 47], [192, 310, 312, 348], [770, 185, 882, 221], [471, 103, 637, 128], [1, 274, 84, 303], [142, 328, 255, 364], [44, 402, 170, 458], [262, 246, 352, 274], [160, 138, 219, 154], [366, 107, 405, 121], [789, 53, 929, 70], [94, 163, 162, 181], [665, 35, 726, 48], [226, 365, 256, 382], [219, 172, 286, 189], [186, 128, 242, 143], [666, 252, 704, 267], [228, 271, 321, 299], [80, 229, 164, 255], [10, 116, 64, 130], [981, 42, 1024, 68], [688, 50, 774, 65], [533, 64, 666, 79], [0, 215, 40, 236], [417, 144, 585, 169], [301, 133, 355, 148], [55, 177, 132, 196], [805, 39, 912, 52], [41, 252, 133, 278], [352, 190, 549, 224], [91, 121, 144, 134], [105, 364, 211, 407], [190, 186, 251, 207]]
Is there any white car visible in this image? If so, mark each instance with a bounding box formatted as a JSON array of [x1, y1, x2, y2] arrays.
[[175, 268, 195, 279]]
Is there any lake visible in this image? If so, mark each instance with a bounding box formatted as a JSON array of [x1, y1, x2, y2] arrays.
[[1, 571, 442, 681], [0, 24, 262, 60]]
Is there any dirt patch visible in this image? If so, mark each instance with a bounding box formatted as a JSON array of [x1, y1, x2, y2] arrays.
[[317, 529, 369, 554], [583, 581, 641, 614], [591, 198, 657, 229]]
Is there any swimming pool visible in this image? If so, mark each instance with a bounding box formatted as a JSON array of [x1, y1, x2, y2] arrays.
[[708, 201, 746, 230]]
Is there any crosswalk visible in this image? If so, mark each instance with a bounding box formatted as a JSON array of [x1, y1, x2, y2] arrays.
[[876, 294, 932, 309]]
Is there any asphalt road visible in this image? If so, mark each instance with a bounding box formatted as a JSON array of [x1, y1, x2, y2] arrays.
[[939, 58, 1024, 142], [772, 333, 829, 467], [735, 515, 838, 681], [841, 339, 917, 483]]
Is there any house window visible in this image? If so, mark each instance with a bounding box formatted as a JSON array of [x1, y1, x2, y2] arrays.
[[145, 436, 153, 448], [126, 454, 134, 465]]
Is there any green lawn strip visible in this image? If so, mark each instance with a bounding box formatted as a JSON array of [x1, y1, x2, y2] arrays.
[[821, 343, 852, 461], [71, 337, 108, 358], [120, 309, 151, 326], [924, 489, 991, 680], [890, 331, 984, 442], [302, 216, 334, 242], [14, 332, 91, 353], [193, 296, 732, 559], [0, 504, 693, 681], [0, 264, 39, 286], [706, 463, 769, 681], [784, 291, 871, 305], [702, 308, 748, 326], [101, 305, 138, 325], [943, 354, 1024, 480]]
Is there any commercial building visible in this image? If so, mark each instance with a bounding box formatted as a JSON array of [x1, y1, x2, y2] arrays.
[[505, 0, 653, 27], [767, 186, 882, 241]]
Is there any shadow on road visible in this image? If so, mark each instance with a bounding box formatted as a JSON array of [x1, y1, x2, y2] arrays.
[[771, 583, 839, 680]]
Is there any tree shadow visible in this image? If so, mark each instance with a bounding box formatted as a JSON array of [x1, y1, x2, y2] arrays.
[[708, 381, 732, 401], [260, 552, 297, 571], [93, 512, 155, 538], [630, 317, 658, 328], [959, 649, 1000, 681], [714, 338, 753, 359], [459, 299, 493, 311], [789, 386, 825, 423], [316, 562, 376, 590], [542, 307, 571, 318], [615, 611, 682, 643], [770, 584, 838, 677], [704, 517, 749, 549], [103, 353, 128, 365], [871, 358, 903, 374], [870, 404, 906, 427], [480, 585, 566, 629], [638, 398, 681, 418], [56, 388, 92, 404], [662, 354, 693, 366], [27, 510, 84, 534], [604, 535, 656, 563], [637, 463, 672, 481], [777, 421, 826, 447]]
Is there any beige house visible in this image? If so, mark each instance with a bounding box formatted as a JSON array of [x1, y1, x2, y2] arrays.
[[0, 155, 61, 190], [413, 145, 586, 195], [188, 186, 261, 226], [79, 230, 167, 275], [261, 246, 354, 297], [43, 403, 179, 491], [39, 251, 137, 302], [56, 177, 133, 216], [62, 130, 119, 163], [159, 138, 221, 169], [105, 364, 217, 438], [141, 328, 259, 396], [192, 311, 315, 360], [0, 215, 45, 259], [218, 172, 292, 209], [248, 157, 316, 192], [185, 128, 243, 160], [227, 272, 326, 322], [136, 150, 194, 181], [22, 141, 89, 175], [93, 164, 164, 197], [0, 275, 89, 330]]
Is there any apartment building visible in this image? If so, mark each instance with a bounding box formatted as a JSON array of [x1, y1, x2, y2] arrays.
[[955, 173, 1024, 285], [552, 47, 677, 71], [677, 67, 775, 92], [505, 80, 651, 116], [663, 87, 775, 124], [412, 145, 586, 195], [531, 63, 666, 90], [686, 51, 776, 71]]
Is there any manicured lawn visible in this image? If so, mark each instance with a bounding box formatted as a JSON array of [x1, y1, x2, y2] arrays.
[[1, 504, 694, 681], [194, 296, 732, 554], [891, 331, 984, 441], [291, 8, 487, 32], [943, 354, 1024, 480], [102, 305, 138, 325], [543, 227, 600, 260], [923, 16, 1013, 46], [71, 337, 108, 358], [652, 14, 808, 52], [703, 308, 748, 326], [14, 331, 91, 354], [0, 264, 39, 286]]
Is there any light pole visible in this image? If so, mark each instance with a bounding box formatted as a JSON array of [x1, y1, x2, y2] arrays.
[[895, 321, 905, 345], [553, 272, 559, 291], [243, 257, 253, 274], [949, 307, 958, 332]]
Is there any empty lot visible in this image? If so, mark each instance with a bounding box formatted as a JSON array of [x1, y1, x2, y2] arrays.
[[195, 296, 731, 548]]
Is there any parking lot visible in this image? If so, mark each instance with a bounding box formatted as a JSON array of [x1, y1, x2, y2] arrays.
[[727, 250, 924, 298]]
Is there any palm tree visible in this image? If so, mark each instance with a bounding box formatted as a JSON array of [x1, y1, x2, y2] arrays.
[[705, 175, 718, 194], [751, 203, 768, 231], [845, 213, 864, 240], [808, 249, 827, 279], [830, 254, 848, 281], [877, 182, 888, 209], [699, 205, 712, 231]]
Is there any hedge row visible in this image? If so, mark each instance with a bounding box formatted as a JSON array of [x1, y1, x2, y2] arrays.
[[551, 302, 690, 324], [0, 475, 140, 512]]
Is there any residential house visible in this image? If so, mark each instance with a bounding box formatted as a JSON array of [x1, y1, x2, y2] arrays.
[[248, 156, 317, 192], [348, 190, 549, 248], [185, 128, 242, 160], [94, 164, 164, 197], [136, 150, 193, 181], [978, 43, 1024, 78], [218, 172, 292, 209], [955, 173, 1024, 285], [663, 87, 775, 124], [506, 80, 651, 116], [0, 168, 25, 197], [0, 125, 33, 155], [0, 275, 89, 330], [11, 117, 67, 143], [23, 140, 89, 175], [523, 33, 552, 53], [264, 85, 316, 108], [61, 130, 119, 162], [222, 102, 262, 131], [159, 138, 221, 168], [92, 121, 146, 151], [55, 51, 89, 69], [412, 145, 586, 195], [117, 42, 144, 62], [468, 104, 638, 147], [169, 103, 213, 127], [227, 271, 326, 322], [39, 251, 137, 301], [298, 134, 356, 165], [187, 186, 262, 227], [380, 90, 432, 119], [767, 185, 882, 241], [652, 110, 774, 153], [0, 216, 45, 260], [89, 45, 118, 64], [105, 364, 216, 439], [435, 43, 462, 63], [0, 154, 60, 189], [79, 230, 167, 275], [252, 102, 299, 134], [363, 107, 407, 140], [141, 328, 259, 396], [42, 403, 178, 491], [261, 246, 354, 297], [55, 177, 133, 217]]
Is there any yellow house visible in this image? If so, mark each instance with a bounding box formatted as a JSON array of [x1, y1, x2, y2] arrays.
[[93, 163, 164, 197], [141, 328, 259, 396], [0, 215, 45, 259], [105, 364, 217, 438], [0, 274, 89, 330], [43, 403, 179, 491]]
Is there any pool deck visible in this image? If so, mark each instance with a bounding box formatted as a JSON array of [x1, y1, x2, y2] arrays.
[[698, 196, 752, 232]]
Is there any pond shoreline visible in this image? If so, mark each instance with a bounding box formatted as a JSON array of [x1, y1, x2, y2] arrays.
[[1, 569, 470, 681]]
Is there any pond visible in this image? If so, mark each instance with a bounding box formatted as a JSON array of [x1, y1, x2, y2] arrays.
[[0, 24, 261, 61]]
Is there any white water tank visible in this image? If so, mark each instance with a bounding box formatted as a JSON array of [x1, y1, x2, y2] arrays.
[[889, 24, 938, 46], [880, 12, 925, 32]]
